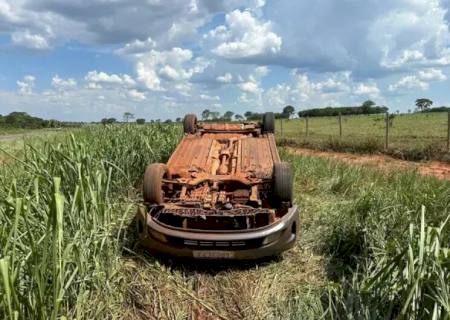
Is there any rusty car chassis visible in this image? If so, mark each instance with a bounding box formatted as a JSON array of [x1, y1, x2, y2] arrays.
[[136, 113, 298, 259]]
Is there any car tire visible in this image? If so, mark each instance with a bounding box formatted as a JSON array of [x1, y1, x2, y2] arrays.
[[262, 112, 275, 133], [143, 163, 168, 204], [273, 162, 293, 205], [183, 114, 198, 134]]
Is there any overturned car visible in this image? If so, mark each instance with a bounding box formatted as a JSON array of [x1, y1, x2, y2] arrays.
[[136, 112, 298, 259]]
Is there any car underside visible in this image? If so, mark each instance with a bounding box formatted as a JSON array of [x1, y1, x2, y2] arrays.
[[136, 113, 298, 259]]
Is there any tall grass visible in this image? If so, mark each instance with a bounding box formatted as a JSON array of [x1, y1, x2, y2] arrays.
[[0, 124, 180, 319], [1, 125, 449, 319], [285, 151, 450, 319]]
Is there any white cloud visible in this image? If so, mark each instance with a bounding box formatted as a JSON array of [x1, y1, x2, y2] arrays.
[[388, 68, 447, 92], [265, 84, 293, 108], [289, 70, 352, 99], [210, 9, 282, 60], [237, 66, 270, 95], [239, 81, 259, 93], [254, 66, 269, 77], [51, 75, 77, 91], [11, 30, 50, 50], [115, 37, 156, 55], [135, 47, 211, 91], [388, 75, 429, 91], [17, 75, 35, 94], [216, 73, 233, 83], [1, 0, 266, 51], [353, 83, 380, 97], [199, 94, 220, 101], [85, 71, 136, 88], [314, 76, 351, 94], [418, 68, 447, 81], [262, 70, 385, 112], [86, 82, 102, 90], [263, 0, 450, 75], [381, 50, 425, 69], [127, 89, 146, 101], [136, 61, 164, 91]]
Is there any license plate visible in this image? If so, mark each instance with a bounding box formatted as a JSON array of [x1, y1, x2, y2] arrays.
[[193, 250, 235, 259]]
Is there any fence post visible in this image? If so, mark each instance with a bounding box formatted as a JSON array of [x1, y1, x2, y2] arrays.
[[306, 116, 309, 137], [385, 112, 389, 150], [447, 111, 450, 151], [280, 118, 284, 138], [338, 113, 342, 138]]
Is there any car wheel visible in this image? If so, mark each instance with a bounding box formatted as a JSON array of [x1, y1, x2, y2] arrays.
[[183, 114, 198, 134], [143, 163, 168, 204], [273, 162, 293, 205], [262, 112, 275, 133]]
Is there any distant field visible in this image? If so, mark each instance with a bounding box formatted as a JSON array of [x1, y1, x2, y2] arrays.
[[276, 112, 450, 160], [0, 129, 68, 163]]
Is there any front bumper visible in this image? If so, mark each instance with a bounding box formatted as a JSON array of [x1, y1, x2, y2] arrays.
[[136, 205, 299, 260]]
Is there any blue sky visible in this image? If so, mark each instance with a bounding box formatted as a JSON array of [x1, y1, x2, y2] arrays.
[[1, 0, 450, 121]]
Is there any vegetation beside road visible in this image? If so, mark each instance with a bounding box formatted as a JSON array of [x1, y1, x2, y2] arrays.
[[0, 124, 449, 319]]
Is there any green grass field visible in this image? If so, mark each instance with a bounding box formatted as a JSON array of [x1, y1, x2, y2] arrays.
[[0, 124, 449, 319], [276, 112, 450, 161], [0, 129, 68, 164]]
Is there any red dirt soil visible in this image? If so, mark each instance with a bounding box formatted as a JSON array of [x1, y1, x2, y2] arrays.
[[288, 147, 450, 181]]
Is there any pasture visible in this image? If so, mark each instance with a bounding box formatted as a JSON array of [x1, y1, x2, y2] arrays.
[[277, 112, 450, 160]]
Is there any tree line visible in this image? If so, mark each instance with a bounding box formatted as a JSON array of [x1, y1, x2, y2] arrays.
[[297, 100, 388, 117], [0, 112, 82, 129], [200, 105, 296, 122], [6, 98, 444, 130]]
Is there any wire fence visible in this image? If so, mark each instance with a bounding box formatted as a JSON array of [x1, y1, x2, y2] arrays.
[[276, 111, 450, 153]]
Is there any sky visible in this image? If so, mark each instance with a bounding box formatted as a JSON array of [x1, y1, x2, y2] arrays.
[[1, 0, 450, 121]]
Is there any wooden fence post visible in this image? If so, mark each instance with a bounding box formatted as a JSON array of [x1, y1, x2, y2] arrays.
[[338, 113, 342, 138], [306, 116, 309, 137], [280, 118, 284, 138], [385, 112, 389, 150], [447, 111, 450, 151]]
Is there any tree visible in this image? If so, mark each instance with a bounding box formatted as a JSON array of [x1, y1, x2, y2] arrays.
[[244, 111, 253, 120], [235, 114, 244, 121], [136, 118, 145, 124], [361, 100, 376, 114], [123, 112, 135, 122], [415, 98, 433, 111], [298, 105, 388, 117], [101, 118, 108, 125], [175, 117, 181, 122], [107, 118, 117, 124], [223, 111, 234, 121], [210, 111, 220, 120], [362, 100, 376, 108], [202, 109, 211, 120], [282, 105, 295, 118]]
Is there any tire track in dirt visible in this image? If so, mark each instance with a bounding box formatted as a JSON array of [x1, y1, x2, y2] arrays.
[[288, 147, 450, 181]]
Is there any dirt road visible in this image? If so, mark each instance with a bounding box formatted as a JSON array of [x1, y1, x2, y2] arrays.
[[288, 147, 450, 181]]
